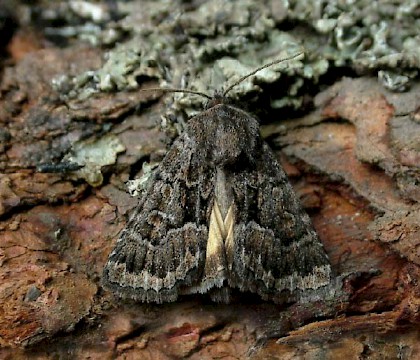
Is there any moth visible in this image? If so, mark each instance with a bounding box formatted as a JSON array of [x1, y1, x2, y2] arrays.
[[103, 53, 332, 304]]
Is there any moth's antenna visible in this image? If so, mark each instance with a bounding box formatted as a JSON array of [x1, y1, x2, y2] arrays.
[[140, 50, 304, 100], [140, 87, 212, 100], [222, 50, 305, 97]]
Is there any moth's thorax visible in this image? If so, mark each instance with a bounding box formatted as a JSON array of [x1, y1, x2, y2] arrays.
[[189, 102, 260, 167], [214, 168, 232, 219]]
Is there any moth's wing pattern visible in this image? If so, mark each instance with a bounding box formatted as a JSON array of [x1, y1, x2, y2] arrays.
[[102, 133, 213, 303], [229, 143, 332, 303]]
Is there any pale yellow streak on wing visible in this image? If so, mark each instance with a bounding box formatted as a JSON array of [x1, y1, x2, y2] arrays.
[[207, 201, 224, 258], [206, 201, 235, 273]]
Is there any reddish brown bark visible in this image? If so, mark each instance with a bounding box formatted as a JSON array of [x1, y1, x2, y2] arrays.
[[0, 15, 419, 360]]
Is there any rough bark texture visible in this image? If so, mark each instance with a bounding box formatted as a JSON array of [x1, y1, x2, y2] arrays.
[[0, 1, 419, 359]]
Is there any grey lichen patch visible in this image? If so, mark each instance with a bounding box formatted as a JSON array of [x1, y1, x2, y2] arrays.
[[24, 285, 42, 302], [126, 162, 159, 197], [378, 70, 412, 92], [44, 0, 420, 119], [97, 47, 142, 92], [32, 0, 127, 46], [65, 134, 125, 187], [69, 1, 111, 23], [53, 40, 160, 100]]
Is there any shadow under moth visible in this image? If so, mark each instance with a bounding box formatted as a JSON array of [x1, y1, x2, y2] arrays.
[[103, 53, 333, 304]]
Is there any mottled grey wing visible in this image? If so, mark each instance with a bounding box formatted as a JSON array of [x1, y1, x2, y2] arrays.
[[102, 134, 213, 303], [229, 143, 332, 303]]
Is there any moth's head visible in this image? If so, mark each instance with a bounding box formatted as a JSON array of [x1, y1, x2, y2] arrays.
[[204, 91, 233, 110]]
